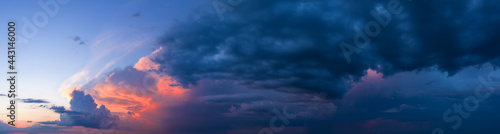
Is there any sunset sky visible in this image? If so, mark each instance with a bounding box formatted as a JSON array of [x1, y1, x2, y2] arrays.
[[1, 0, 500, 134]]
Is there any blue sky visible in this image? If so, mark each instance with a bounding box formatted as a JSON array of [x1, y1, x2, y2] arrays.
[[0, 0, 204, 127]]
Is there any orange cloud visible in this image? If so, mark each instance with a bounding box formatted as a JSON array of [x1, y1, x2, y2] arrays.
[[89, 71, 187, 131], [134, 48, 162, 71], [81, 51, 188, 131], [52, 47, 188, 132], [134, 57, 160, 71]]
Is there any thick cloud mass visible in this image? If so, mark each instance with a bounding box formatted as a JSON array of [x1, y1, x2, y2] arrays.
[[70, 91, 98, 111], [154, 0, 500, 99], [42, 90, 119, 129], [22, 0, 500, 133]]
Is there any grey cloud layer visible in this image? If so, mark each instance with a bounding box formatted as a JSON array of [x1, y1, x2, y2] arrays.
[[153, 0, 500, 99]]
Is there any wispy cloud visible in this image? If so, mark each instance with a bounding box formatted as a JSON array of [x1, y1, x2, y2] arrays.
[[59, 30, 151, 98], [69, 35, 86, 45], [131, 11, 141, 18], [19, 98, 50, 104]]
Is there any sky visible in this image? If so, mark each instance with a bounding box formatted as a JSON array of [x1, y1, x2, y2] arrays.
[[0, 0, 500, 134]]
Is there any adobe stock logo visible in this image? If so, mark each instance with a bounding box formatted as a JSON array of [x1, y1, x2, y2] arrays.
[[339, 0, 407, 63], [432, 73, 500, 134], [19, 0, 70, 45], [212, 0, 244, 21], [258, 106, 297, 134]]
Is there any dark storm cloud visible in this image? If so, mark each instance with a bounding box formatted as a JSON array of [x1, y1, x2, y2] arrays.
[[152, 66, 500, 133], [153, 0, 500, 99], [163, 66, 498, 134], [30, 0, 500, 133], [327, 67, 500, 134], [142, 0, 500, 133], [156, 79, 338, 133], [199, 93, 270, 103]]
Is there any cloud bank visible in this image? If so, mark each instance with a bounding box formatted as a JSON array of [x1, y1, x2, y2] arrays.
[[152, 0, 500, 99], [12, 0, 500, 133], [40, 90, 119, 129]]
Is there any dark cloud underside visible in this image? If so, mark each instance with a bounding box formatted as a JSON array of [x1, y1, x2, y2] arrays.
[[153, 0, 500, 99]]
